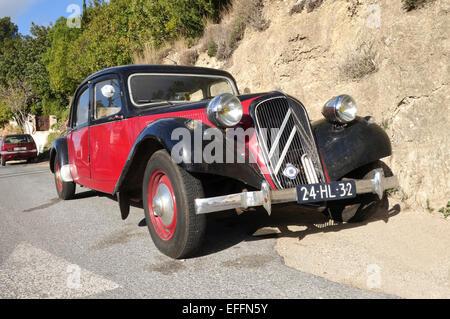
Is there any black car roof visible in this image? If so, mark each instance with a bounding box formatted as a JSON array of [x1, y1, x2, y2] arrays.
[[81, 64, 236, 86]]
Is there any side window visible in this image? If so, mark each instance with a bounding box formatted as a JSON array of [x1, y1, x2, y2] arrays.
[[190, 89, 204, 101], [73, 88, 90, 128], [94, 79, 122, 120], [210, 81, 234, 97]]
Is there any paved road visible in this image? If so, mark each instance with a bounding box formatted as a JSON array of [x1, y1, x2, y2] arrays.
[[0, 162, 391, 299]]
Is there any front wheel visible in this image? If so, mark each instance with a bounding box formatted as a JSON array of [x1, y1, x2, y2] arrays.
[[54, 155, 76, 200], [328, 161, 392, 223], [143, 150, 206, 259], [1, 157, 5, 166]]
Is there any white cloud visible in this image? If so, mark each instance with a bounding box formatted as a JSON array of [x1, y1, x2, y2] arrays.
[[0, 0, 39, 19]]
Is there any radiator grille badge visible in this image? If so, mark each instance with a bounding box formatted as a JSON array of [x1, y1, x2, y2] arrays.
[[283, 164, 299, 180]]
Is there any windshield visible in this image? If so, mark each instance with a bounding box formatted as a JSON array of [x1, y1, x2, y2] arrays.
[[4, 135, 32, 144], [128, 73, 236, 107]]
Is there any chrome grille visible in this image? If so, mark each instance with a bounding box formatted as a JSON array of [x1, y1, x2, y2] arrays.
[[254, 95, 325, 189]]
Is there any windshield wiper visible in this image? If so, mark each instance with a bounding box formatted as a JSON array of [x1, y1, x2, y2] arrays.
[[137, 99, 175, 106]]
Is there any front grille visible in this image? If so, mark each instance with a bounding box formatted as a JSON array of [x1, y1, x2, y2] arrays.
[[253, 95, 325, 189]]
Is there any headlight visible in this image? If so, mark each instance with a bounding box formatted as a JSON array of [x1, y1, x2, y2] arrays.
[[322, 95, 357, 124], [207, 93, 243, 128]]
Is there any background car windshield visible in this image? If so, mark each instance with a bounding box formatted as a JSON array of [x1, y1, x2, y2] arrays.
[[129, 74, 235, 107], [4, 135, 32, 144]]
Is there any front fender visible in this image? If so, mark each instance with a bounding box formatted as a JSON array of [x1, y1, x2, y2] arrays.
[[49, 137, 69, 173], [313, 117, 392, 181], [114, 118, 264, 194]]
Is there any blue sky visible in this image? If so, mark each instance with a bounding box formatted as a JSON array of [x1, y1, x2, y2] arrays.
[[0, 0, 84, 35]]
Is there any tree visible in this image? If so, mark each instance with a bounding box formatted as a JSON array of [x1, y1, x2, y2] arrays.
[[0, 81, 33, 133], [1, 1, 225, 125], [0, 100, 12, 128], [0, 17, 18, 48]]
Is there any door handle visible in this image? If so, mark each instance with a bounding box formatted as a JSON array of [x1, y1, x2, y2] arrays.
[[111, 114, 124, 121]]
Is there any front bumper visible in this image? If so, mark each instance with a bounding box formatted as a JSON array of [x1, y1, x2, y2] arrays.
[[195, 169, 399, 215]]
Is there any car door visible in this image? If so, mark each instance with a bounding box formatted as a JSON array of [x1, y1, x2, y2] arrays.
[[67, 85, 91, 185], [89, 74, 132, 194]]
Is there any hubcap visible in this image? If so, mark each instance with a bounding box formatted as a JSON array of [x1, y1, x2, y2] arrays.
[[152, 184, 174, 225], [148, 170, 177, 241]]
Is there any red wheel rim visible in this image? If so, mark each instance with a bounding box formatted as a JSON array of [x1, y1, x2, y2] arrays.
[[55, 161, 63, 192], [148, 170, 177, 241]]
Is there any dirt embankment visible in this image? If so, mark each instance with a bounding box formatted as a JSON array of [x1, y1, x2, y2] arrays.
[[197, 0, 449, 212], [194, 0, 450, 298]]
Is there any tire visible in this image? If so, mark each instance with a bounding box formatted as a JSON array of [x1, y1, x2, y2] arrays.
[[54, 154, 76, 200], [143, 149, 206, 259], [328, 161, 392, 223], [1, 157, 5, 166]]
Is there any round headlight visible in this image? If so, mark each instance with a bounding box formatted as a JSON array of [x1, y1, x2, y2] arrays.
[[207, 93, 243, 128], [322, 95, 357, 124]]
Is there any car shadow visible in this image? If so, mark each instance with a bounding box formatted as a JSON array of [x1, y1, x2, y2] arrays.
[[72, 190, 144, 209], [72, 189, 401, 258], [197, 202, 401, 258]]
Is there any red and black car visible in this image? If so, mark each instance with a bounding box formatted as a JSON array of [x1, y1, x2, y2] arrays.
[[1, 134, 38, 166], [50, 65, 399, 259]]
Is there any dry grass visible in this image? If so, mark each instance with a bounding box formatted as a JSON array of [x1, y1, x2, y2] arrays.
[[233, 0, 269, 32], [290, 0, 325, 15], [179, 49, 199, 66], [133, 0, 270, 65], [339, 42, 378, 80], [198, 0, 269, 60], [133, 43, 171, 65]]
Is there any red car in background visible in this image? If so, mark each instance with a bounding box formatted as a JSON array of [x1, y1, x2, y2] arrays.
[[0, 134, 38, 166]]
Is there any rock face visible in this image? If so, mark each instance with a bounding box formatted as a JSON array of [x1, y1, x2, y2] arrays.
[[197, 0, 449, 211]]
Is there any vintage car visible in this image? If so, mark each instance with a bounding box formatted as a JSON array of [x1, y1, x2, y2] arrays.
[[50, 65, 399, 259], [1, 134, 38, 166]]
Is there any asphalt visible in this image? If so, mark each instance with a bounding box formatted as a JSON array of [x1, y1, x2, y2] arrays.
[[0, 161, 393, 299]]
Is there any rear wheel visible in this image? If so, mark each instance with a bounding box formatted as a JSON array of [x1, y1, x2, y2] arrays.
[[143, 150, 206, 259], [54, 155, 76, 200], [1, 157, 5, 166], [328, 161, 392, 223]]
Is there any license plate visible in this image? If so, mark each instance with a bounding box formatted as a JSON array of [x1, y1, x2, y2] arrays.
[[14, 147, 26, 151], [296, 181, 357, 204]]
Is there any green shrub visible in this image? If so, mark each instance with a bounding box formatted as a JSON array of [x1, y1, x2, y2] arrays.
[[401, 0, 433, 11], [438, 202, 450, 218], [45, 132, 60, 152], [228, 17, 246, 50], [207, 40, 218, 57], [426, 199, 434, 213], [402, 0, 421, 10]]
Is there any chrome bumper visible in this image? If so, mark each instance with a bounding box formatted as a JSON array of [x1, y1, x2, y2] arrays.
[[195, 170, 399, 215]]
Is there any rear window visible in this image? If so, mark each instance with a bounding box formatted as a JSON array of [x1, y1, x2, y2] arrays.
[[4, 135, 33, 144]]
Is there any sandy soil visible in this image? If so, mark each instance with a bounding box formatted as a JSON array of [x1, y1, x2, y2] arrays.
[[267, 201, 450, 298]]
